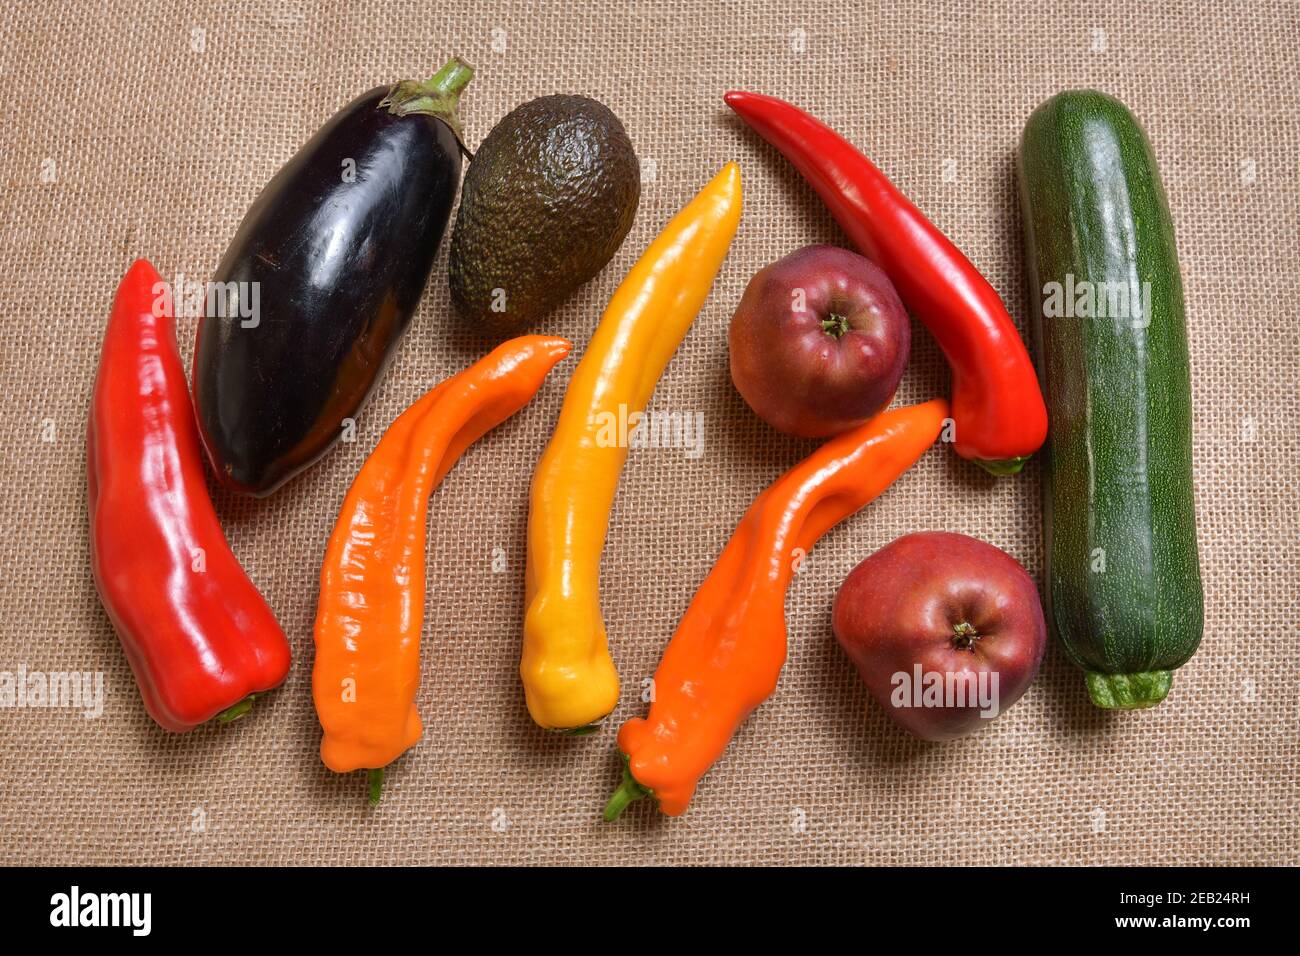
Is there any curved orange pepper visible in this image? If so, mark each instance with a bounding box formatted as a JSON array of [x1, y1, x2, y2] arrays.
[[313, 335, 571, 802], [607, 399, 949, 818]]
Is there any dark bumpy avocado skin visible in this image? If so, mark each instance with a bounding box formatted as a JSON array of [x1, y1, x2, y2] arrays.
[[449, 95, 639, 333]]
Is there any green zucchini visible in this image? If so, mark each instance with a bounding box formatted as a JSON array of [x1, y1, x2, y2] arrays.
[[1018, 90, 1203, 709]]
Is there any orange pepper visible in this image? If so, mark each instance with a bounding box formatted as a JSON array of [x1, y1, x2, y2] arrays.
[[313, 335, 571, 802], [606, 399, 949, 819]]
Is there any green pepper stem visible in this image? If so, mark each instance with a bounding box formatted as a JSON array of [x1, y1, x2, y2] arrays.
[[215, 695, 255, 724], [975, 455, 1031, 477], [603, 763, 651, 822], [367, 768, 384, 805]]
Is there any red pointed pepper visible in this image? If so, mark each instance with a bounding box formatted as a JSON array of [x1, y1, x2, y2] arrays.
[[725, 91, 1047, 475], [88, 260, 291, 732]]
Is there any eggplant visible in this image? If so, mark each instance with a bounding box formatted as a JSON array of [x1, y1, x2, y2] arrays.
[[193, 58, 472, 496]]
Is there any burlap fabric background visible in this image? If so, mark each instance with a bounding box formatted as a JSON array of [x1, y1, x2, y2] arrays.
[[0, 0, 1295, 866]]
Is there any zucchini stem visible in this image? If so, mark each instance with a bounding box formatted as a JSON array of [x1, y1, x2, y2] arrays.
[[1085, 671, 1173, 709]]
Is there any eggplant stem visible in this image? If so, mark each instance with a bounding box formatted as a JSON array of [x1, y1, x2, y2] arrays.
[[378, 55, 475, 150]]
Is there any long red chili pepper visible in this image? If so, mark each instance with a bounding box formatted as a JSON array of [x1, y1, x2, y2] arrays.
[[88, 259, 291, 732], [725, 91, 1046, 475]]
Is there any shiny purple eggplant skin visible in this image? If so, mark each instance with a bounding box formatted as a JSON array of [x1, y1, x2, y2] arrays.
[[192, 86, 462, 496]]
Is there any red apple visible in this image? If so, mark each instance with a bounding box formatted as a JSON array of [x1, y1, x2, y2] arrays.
[[729, 244, 910, 437], [832, 532, 1046, 741]]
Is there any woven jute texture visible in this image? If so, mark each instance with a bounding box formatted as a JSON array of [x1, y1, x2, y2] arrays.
[[1, 0, 1295, 866]]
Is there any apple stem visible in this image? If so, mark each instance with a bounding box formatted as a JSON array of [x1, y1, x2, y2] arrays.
[[952, 621, 979, 650], [821, 313, 850, 338]]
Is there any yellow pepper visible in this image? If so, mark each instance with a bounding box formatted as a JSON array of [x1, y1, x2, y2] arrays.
[[522, 162, 743, 731]]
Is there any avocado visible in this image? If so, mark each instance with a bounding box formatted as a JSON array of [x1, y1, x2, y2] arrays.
[[448, 95, 640, 334]]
